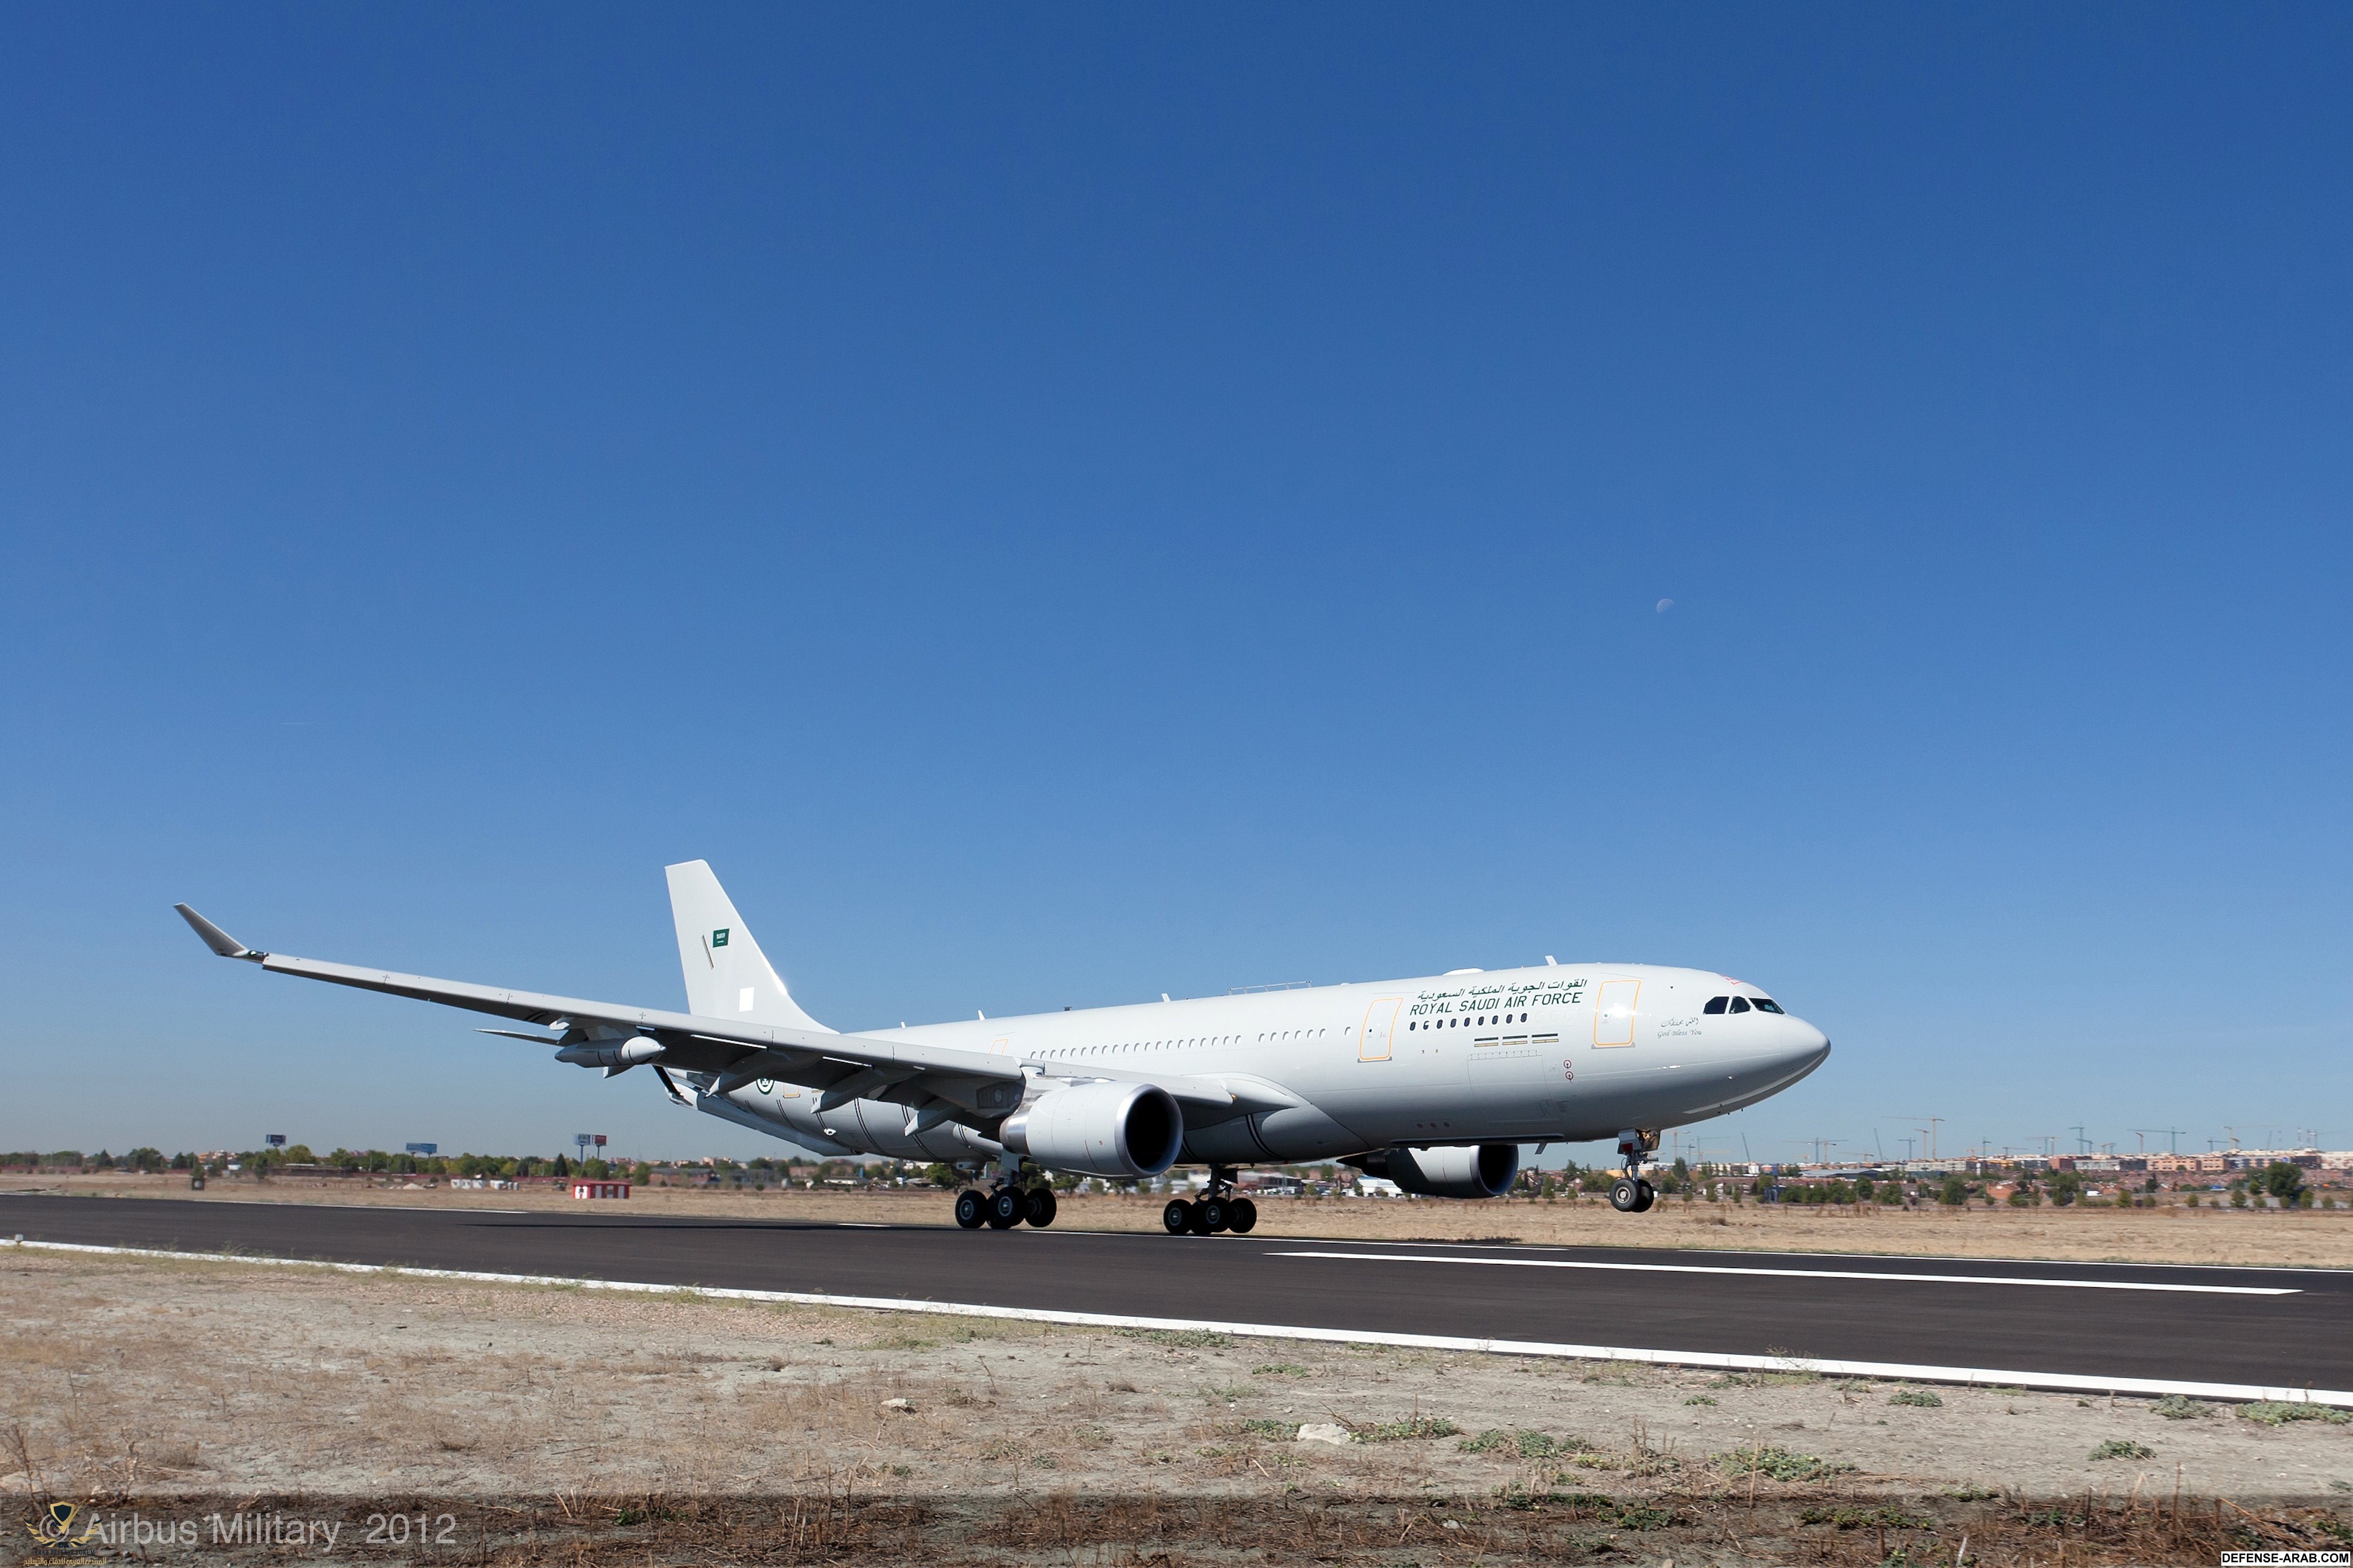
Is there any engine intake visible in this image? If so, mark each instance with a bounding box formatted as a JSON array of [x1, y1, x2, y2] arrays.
[[1376, 1143, 1519, 1199], [999, 1082, 1183, 1179]]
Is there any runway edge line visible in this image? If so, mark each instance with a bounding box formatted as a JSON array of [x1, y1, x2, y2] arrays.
[[11, 1236, 2347, 1408]]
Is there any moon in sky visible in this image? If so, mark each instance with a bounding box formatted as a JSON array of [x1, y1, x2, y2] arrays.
[[1656, 598, 1675, 613]]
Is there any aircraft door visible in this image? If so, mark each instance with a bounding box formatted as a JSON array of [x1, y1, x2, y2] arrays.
[[1594, 980, 1641, 1047], [1359, 996, 1401, 1062]]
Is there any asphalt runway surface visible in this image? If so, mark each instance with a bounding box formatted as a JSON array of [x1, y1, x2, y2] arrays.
[[6, 1195, 2347, 1394]]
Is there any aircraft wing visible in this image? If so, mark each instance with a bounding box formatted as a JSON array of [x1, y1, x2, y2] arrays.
[[173, 904, 1263, 1125]]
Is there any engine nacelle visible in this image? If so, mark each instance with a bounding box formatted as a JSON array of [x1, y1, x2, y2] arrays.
[[1381, 1143, 1519, 1199], [998, 1082, 1183, 1179]]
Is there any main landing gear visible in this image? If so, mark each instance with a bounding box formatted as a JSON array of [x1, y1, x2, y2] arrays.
[[954, 1181, 1057, 1230], [1162, 1169, 1258, 1237]]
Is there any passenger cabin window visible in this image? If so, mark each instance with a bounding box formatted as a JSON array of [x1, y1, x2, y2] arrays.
[[1751, 997, 1785, 1014], [1704, 997, 1728, 1014], [1729, 997, 1751, 1014]]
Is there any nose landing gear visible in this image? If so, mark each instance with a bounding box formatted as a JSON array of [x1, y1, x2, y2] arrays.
[[1610, 1128, 1660, 1214], [1162, 1170, 1258, 1236], [1608, 1175, 1656, 1213]]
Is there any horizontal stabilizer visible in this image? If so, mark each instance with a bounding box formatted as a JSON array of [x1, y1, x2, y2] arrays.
[[174, 904, 261, 960]]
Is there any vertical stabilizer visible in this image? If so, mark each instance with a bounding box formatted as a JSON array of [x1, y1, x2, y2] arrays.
[[664, 861, 833, 1033]]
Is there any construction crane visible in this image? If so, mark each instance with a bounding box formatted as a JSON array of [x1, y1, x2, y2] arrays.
[[1886, 1115, 1943, 1161], [2132, 1127, 2188, 1155]]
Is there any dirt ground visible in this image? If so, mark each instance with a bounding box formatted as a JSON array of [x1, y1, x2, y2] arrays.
[[11, 1171, 2353, 1270], [3, 1246, 2349, 1565]]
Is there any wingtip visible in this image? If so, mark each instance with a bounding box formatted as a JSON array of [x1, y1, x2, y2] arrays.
[[174, 903, 262, 960]]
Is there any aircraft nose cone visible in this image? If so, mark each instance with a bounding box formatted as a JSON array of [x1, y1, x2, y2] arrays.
[[1785, 1022, 1831, 1078]]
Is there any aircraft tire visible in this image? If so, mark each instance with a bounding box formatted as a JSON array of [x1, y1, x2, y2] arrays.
[[1227, 1197, 1257, 1234], [1635, 1180, 1656, 1212], [1162, 1198, 1194, 1234], [1024, 1188, 1058, 1228], [1609, 1177, 1641, 1213], [986, 1187, 1025, 1229], [1193, 1197, 1225, 1234], [953, 1190, 986, 1229]]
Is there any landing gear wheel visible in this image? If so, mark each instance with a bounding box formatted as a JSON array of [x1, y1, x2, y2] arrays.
[[1634, 1180, 1656, 1213], [1023, 1188, 1058, 1228], [1227, 1197, 1258, 1234], [954, 1189, 986, 1229], [1196, 1196, 1230, 1234], [986, 1187, 1025, 1229], [1163, 1198, 1195, 1234], [1609, 1177, 1641, 1213]]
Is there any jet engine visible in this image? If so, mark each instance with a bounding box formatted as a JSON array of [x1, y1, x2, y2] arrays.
[[998, 1082, 1183, 1180], [1377, 1143, 1519, 1199]]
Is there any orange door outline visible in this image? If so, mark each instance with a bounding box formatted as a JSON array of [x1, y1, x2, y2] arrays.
[[1359, 996, 1402, 1062], [1593, 979, 1641, 1047]]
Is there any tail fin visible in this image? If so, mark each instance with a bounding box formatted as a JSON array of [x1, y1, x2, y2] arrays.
[[664, 860, 832, 1033]]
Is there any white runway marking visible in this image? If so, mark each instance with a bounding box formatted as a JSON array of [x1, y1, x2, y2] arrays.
[[7, 1237, 2342, 1408], [1266, 1250, 2298, 1295]]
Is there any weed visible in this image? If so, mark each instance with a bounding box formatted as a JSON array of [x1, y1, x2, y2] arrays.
[[1252, 1362, 1312, 1377], [1801, 1505, 1936, 1530], [1352, 1416, 1460, 1442], [2238, 1401, 2350, 1426], [1942, 1484, 2000, 1501], [1713, 1445, 1858, 1482], [1708, 1373, 1759, 1388], [1457, 1429, 1509, 1452], [1686, 1394, 1717, 1406], [868, 1331, 934, 1351], [1123, 1328, 1230, 1348], [1238, 1419, 1295, 1440], [1494, 1487, 1675, 1529], [2152, 1394, 2212, 1419], [1205, 1383, 1256, 1401], [1516, 1431, 1573, 1458], [2090, 1439, 2155, 1460], [1889, 1389, 1943, 1408], [1761, 1346, 1822, 1384]]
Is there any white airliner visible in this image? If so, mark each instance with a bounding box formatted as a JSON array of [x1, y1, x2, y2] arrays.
[[175, 861, 1829, 1235]]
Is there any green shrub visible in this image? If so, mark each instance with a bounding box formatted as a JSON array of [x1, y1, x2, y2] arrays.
[[1713, 1446, 1857, 1482], [2091, 1440, 2155, 1460], [1354, 1416, 1460, 1442], [1457, 1429, 1510, 1452], [1238, 1419, 1295, 1439], [1801, 1505, 1936, 1530], [2151, 1395, 2211, 1420], [2237, 1401, 2350, 1427], [1889, 1389, 1943, 1408]]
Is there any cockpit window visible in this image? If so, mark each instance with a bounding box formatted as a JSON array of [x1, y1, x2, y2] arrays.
[[1751, 997, 1785, 1014], [1703, 996, 1728, 1015], [1728, 996, 1751, 1014]]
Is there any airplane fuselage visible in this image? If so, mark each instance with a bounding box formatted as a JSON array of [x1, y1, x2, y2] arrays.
[[696, 961, 1831, 1168]]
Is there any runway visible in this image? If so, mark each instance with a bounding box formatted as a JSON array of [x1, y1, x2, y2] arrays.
[[6, 1195, 2348, 1400]]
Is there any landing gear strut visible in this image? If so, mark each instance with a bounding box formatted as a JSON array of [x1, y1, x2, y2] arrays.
[[1610, 1128, 1659, 1214], [1162, 1169, 1258, 1237]]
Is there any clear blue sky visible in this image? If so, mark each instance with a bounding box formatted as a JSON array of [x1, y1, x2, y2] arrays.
[[3, 6, 2347, 1165]]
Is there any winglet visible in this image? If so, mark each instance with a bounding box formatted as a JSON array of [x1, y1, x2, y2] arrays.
[[174, 904, 264, 961]]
